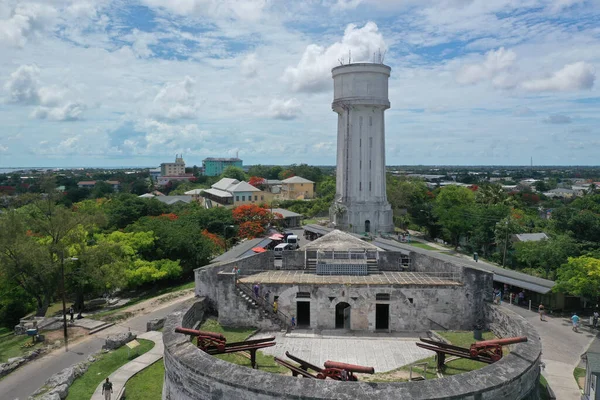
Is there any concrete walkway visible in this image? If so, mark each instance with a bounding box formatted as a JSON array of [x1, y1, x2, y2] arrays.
[[90, 330, 164, 400], [503, 303, 594, 399]]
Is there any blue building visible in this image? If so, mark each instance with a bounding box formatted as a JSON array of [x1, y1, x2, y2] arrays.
[[202, 157, 243, 176]]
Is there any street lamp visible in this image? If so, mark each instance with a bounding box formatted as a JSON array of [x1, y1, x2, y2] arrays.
[[223, 225, 234, 250]]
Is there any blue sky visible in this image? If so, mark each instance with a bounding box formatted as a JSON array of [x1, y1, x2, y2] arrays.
[[0, 0, 599, 167]]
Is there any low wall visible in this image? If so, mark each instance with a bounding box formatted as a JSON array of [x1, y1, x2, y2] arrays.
[[163, 301, 542, 400]]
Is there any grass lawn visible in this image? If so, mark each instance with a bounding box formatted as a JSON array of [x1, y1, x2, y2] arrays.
[[123, 360, 164, 400], [199, 318, 288, 374], [362, 331, 495, 383], [539, 374, 553, 400], [574, 367, 586, 390], [407, 242, 439, 251], [0, 329, 44, 363], [65, 339, 154, 400]]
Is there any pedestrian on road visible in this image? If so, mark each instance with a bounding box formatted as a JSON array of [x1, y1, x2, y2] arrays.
[[539, 304, 545, 321], [594, 310, 599, 328], [69, 307, 74, 322], [572, 313, 580, 332], [291, 316, 296, 328], [102, 378, 113, 400]]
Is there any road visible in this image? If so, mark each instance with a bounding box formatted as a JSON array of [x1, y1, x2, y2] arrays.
[[1, 293, 194, 400]]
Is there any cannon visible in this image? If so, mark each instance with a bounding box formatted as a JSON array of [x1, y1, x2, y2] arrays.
[[469, 336, 527, 361], [175, 327, 276, 369], [274, 351, 374, 381], [416, 336, 527, 371], [174, 327, 227, 351]]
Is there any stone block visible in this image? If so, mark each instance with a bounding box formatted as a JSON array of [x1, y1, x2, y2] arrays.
[[102, 331, 136, 350], [146, 318, 165, 332]]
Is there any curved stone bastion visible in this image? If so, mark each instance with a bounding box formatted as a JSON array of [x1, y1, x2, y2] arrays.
[[162, 299, 542, 400]]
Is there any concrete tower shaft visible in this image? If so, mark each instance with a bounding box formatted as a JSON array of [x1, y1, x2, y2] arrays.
[[330, 63, 393, 234]]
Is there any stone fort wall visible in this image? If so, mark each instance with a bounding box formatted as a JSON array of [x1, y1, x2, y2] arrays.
[[163, 299, 542, 400]]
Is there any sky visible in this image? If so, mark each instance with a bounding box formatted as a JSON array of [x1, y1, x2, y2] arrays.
[[0, 0, 599, 168]]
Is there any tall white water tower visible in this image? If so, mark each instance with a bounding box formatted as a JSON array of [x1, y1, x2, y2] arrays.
[[329, 62, 394, 234]]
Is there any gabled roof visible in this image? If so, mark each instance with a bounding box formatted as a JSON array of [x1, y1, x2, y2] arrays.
[[228, 181, 261, 192], [513, 233, 549, 242], [185, 189, 204, 195], [300, 229, 382, 251], [282, 176, 314, 184], [203, 188, 233, 198], [139, 193, 155, 198], [271, 208, 303, 218], [212, 178, 239, 191], [154, 195, 193, 205]]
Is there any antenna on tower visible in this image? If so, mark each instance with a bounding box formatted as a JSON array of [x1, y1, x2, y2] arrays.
[[236, 150, 239, 159]]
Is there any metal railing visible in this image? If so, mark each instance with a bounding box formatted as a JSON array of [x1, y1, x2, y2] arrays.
[[236, 280, 291, 331]]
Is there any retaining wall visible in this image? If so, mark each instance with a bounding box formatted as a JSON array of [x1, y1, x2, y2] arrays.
[[163, 300, 542, 400]]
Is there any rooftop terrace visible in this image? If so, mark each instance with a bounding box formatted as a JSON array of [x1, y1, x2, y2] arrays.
[[239, 271, 461, 286]]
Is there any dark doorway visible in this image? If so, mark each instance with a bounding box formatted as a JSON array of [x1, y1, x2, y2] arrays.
[[375, 304, 389, 330], [365, 220, 371, 233], [296, 301, 310, 328], [335, 302, 351, 329]]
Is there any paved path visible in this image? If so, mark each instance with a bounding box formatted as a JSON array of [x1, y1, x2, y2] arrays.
[[1, 293, 193, 400], [503, 303, 594, 399], [90, 330, 164, 400], [253, 330, 431, 372]]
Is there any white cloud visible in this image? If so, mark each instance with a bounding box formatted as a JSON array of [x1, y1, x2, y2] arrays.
[[0, 144, 8, 152], [455, 47, 518, 89], [522, 62, 595, 92], [31, 102, 86, 121], [151, 77, 198, 120], [241, 53, 259, 78], [282, 22, 387, 93], [141, 0, 267, 22], [543, 114, 572, 124], [4, 64, 41, 103], [512, 106, 535, 117], [547, 0, 586, 12], [0, 2, 58, 47], [3, 64, 86, 121], [268, 98, 301, 120]]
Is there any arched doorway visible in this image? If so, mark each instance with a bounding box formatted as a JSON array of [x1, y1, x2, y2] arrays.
[[335, 302, 351, 329], [365, 220, 371, 233]]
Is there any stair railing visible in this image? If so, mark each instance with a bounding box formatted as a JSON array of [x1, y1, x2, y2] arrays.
[[236, 281, 291, 331]]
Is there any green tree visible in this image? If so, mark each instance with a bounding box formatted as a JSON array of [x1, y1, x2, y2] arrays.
[[433, 186, 475, 248], [514, 234, 579, 279], [554, 256, 600, 299], [221, 166, 247, 181], [91, 181, 114, 198], [104, 194, 170, 229]]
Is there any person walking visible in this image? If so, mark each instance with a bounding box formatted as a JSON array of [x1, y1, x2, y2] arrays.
[[291, 316, 296, 328], [538, 304, 545, 321], [594, 310, 599, 328], [572, 313, 580, 332], [273, 299, 278, 314], [253, 283, 260, 298], [69, 306, 74, 322], [232, 266, 239, 283], [102, 377, 113, 400]]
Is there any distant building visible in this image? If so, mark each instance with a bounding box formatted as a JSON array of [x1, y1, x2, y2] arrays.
[[271, 207, 303, 228], [196, 178, 273, 208], [161, 155, 186, 176], [202, 157, 243, 176], [77, 180, 121, 191], [512, 233, 549, 243], [157, 175, 195, 186], [544, 188, 575, 199], [281, 176, 315, 200], [149, 167, 161, 182]]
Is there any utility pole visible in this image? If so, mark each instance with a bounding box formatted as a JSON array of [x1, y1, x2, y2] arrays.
[[502, 220, 509, 267], [60, 253, 68, 352]]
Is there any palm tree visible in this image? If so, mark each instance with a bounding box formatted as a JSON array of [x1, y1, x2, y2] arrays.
[[476, 183, 512, 206]]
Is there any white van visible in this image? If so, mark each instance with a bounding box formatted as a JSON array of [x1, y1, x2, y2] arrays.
[[274, 243, 293, 259], [286, 235, 299, 249]]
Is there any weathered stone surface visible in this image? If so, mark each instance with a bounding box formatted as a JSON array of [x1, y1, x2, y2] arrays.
[[0, 348, 45, 378], [29, 359, 92, 399], [163, 300, 542, 400], [102, 331, 136, 350], [146, 317, 165, 332]]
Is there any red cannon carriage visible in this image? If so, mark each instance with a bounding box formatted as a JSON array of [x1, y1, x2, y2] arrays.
[[416, 336, 528, 371], [174, 327, 227, 351], [274, 351, 375, 381]]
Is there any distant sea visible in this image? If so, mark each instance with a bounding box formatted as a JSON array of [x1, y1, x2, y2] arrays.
[[0, 167, 153, 174]]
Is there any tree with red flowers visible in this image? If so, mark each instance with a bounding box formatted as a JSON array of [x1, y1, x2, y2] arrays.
[[232, 204, 283, 239], [202, 229, 225, 253], [248, 176, 266, 190]]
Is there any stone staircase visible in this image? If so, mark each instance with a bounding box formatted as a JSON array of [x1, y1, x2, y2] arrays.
[[235, 284, 290, 332]]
